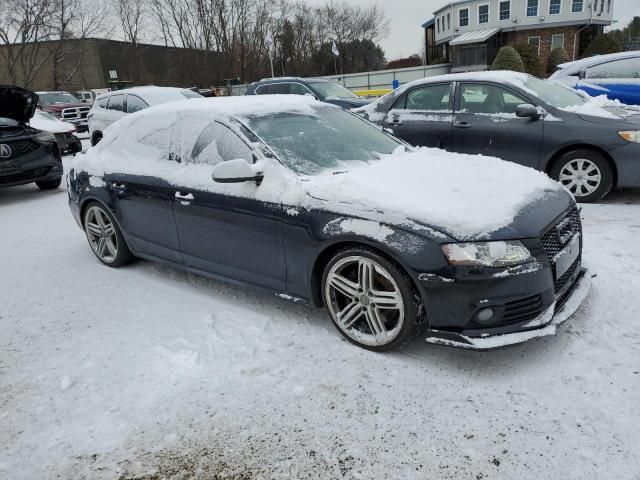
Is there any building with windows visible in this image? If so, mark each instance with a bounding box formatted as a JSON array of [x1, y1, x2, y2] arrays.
[[423, 0, 614, 72]]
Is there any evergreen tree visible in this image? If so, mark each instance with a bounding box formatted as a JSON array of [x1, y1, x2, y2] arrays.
[[491, 46, 525, 72]]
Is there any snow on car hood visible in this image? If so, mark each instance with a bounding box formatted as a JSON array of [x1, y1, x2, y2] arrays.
[[302, 148, 567, 240], [559, 94, 640, 121]]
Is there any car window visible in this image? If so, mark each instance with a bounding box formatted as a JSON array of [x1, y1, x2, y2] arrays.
[[459, 84, 527, 114], [107, 95, 124, 112], [126, 95, 147, 113], [290, 83, 311, 95], [586, 57, 640, 79], [172, 114, 253, 166], [266, 83, 290, 95], [396, 84, 451, 111]]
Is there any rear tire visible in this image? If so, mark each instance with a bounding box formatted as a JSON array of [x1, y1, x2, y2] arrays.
[[83, 202, 132, 267], [322, 246, 423, 351], [36, 178, 62, 190], [550, 149, 613, 203]]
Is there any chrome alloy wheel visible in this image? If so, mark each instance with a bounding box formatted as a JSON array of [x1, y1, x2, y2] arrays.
[[84, 205, 118, 263], [558, 158, 602, 197], [325, 256, 405, 347]]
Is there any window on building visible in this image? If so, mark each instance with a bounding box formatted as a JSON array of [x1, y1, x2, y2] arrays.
[[442, 15, 446, 30], [437, 16, 440, 33], [551, 34, 565, 50], [549, 0, 561, 14], [527, 0, 539, 16], [571, 0, 583, 12], [459, 8, 469, 27], [607, 0, 611, 12], [528, 36, 541, 54], [499, 1, 511, 20], [478, 4, 489, 23], [447, 12, 451, 29]]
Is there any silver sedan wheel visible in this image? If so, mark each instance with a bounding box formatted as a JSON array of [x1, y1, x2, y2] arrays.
[[84, 205, 118, 263], [325, 256, 405, 347], [558, 159, 602, 197]]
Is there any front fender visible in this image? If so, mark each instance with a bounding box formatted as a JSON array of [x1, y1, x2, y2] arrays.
[[282, 209, 450, 305]]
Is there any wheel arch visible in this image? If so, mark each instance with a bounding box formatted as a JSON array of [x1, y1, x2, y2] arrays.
[[543, 144, 618, 187], [309, 239, 422, 308], [79, 196, 134, 252]]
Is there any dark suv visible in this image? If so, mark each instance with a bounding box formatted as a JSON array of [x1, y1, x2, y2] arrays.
[[245, 77, 371, 109], [0, 86, 63, 190]]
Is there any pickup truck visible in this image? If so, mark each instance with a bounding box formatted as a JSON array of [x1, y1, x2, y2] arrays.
[[36, 91, 91, 133]]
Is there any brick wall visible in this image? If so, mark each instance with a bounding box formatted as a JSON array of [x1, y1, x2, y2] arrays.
[[504, 25, 581, 69]]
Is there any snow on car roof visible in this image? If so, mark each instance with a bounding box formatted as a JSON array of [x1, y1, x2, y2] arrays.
[[133, 94, 324, 119], [554, 50, 640, 76], [96, 86, 198, 105]]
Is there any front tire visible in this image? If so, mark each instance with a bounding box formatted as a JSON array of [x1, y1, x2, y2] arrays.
[[550, 149, 613, 203], [322, 247, 423, 351], [83, 203, 132, 267], [36, 178, 62, 190]]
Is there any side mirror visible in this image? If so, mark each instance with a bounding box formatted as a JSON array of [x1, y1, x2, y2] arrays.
[[578, 68, 587, 80], [516, 103, 541, 120], [211, 158, 264, 186]]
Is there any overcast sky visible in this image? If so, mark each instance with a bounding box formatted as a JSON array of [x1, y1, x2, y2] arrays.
[[302, 0, 640, 60]]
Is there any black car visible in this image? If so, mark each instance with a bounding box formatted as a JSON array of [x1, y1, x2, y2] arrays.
[[245, 77, 371, 109], [68, 96, 588, 351], [356, 71, 640, 202], [0, 86, 64, 190]]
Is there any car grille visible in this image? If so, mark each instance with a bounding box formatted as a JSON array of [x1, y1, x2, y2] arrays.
[[541, 207, 582, 296], [0, 139, 40, 160], [61, 106, 90, 120], [503, 294, 543, 324]]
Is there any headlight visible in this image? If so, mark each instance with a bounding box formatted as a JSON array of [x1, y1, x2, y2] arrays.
[[618, 131, 640, 143], [35, 132, 56, 142], [441, 241, 533, 268]]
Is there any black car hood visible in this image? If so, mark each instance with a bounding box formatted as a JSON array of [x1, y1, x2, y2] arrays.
[[0, 85, 38, 124]]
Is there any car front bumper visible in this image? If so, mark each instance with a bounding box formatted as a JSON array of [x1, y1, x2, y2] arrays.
[[423, 267, 590, 350]]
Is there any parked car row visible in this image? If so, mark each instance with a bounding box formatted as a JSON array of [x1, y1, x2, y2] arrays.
[[355, 70, 640, 203]]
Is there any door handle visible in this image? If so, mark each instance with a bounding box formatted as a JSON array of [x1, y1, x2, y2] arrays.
[[454, 121, 472, 129], [175, 191, 194, 201]]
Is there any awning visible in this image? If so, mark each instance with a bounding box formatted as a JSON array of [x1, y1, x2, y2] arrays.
[[421, 17, 434, 28], [450, 27, 500, 46]]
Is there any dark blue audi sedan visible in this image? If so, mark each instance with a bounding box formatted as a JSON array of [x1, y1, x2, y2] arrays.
[[67, 96, 589, 351]]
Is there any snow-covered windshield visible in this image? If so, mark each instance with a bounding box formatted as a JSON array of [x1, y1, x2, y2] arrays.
[[309, 82, 359, 100], [246, 107, 401, 175], [39, 92, 80, 104], [180, 90, 202, 99], [523, 76, 586, 108]]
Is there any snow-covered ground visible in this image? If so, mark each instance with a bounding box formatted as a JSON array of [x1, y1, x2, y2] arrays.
[[1, 173, 639, 479]]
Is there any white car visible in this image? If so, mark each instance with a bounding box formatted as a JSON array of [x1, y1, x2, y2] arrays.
[[30, 110, 82, 155], [88, 86, 202, 145]]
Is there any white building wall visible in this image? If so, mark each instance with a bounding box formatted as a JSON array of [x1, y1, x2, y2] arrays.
[[433, 0, 613, 44]]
